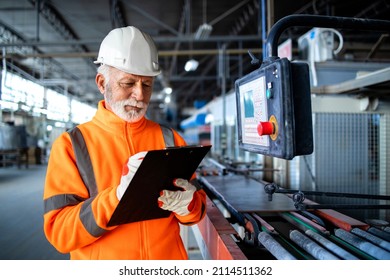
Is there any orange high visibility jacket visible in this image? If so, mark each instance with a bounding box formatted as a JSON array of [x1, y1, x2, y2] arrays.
[[43, 100, 206, 259]]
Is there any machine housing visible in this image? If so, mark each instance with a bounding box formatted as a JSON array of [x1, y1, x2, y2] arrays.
[[235, 57, 314, 160]]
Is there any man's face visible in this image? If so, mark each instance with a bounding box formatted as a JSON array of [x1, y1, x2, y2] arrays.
[[100, 68, 154, 123]]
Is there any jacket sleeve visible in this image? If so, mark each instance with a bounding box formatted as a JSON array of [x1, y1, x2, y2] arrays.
[[43, 133, 119, 254], [175, 187, 207, 225]]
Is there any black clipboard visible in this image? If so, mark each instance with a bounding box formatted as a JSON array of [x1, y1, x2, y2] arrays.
[[107, 145, 212, 226]]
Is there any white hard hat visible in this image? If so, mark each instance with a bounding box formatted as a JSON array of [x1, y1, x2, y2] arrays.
[[94, 26, 161, 76]]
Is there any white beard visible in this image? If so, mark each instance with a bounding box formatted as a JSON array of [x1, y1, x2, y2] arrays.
[[105, 85, 148, 123], [109, 98, 148, 123]]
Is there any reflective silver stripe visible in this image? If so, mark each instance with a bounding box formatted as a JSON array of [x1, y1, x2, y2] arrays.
[[68, 127, 98, 197], [80, 197, 107, 237], [44, 193, 85, 213], [67, 127, 106, 236], [160, 124, 175, 147], [43, 194, 106, 237]]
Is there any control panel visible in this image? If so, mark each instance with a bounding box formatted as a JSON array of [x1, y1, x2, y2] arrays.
[[235, 57, 313, 160]]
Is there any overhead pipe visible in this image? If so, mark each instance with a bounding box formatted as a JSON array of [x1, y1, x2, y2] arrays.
[[265, 14, 390, 61], [0, 48, 263, 59], [0, 35, 261, 48]]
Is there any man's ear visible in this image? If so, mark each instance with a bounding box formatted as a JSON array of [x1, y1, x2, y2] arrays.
[[95, 73, 105, 94]]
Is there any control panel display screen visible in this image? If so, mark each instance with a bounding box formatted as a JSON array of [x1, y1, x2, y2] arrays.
[[238, 75, 269, 147], [235, 57, 313, 159]]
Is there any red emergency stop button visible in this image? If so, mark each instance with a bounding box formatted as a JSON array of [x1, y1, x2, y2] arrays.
[[257, 121, 275, 136]]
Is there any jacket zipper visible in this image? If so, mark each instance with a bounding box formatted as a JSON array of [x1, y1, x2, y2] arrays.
[[125, 122, 135, 155], [140, 221, 148, 259]]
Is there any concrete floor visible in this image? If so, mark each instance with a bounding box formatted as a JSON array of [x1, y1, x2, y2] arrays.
[[0, 164, 202, 260], [0, 164, 69, 260]]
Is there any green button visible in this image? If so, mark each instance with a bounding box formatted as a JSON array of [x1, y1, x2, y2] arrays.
[[266, 89, 273, 99]]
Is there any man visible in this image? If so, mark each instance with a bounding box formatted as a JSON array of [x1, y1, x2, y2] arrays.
[[43, 26, 206, 260]]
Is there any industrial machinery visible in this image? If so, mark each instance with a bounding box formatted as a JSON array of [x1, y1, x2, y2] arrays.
[[195, 167, 390, 260], [0, 123, 29, 168], [235, 54, 313, 159], [186, 15, 390, 260]]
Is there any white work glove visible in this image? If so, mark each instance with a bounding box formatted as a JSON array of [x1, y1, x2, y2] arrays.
[[116, 151, 148, 200], [158, 178, 197, 216]]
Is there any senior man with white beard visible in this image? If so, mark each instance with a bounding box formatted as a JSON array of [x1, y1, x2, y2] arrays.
[[43, 26, 206, 260]]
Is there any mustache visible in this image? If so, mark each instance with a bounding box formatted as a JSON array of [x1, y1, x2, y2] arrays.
[[121, 98, 147, 109]]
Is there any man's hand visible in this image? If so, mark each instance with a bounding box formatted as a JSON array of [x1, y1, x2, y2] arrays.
[[158, 178, 196, 216], [116, 151, 147, 200]]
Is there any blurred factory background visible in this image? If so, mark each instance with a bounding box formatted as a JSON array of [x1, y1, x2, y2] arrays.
[[0, 0, 390, 260]]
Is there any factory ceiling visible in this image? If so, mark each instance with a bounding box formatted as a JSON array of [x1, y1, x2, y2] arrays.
[[0, 0, 389, 125]]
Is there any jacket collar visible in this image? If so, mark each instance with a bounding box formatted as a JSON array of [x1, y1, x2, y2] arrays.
[[92, 100, 147, 134]]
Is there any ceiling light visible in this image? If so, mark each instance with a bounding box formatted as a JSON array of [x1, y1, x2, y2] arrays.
[[163, 87, 172, 94], [184, 59, 199, 72], [194, 23, 213, 40], [164, 96, 171, 104]]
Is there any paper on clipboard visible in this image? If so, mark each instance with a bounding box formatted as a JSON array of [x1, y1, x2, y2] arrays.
[[107, 145, 211, 226]]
